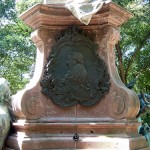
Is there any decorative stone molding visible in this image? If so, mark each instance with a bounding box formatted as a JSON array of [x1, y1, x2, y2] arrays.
[[96, 26, 140, 119], [19, 2, 132, 29]]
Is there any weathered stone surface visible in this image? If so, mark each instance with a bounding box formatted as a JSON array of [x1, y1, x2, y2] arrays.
[[0, 106, 10, 150], [19, 2, 132, 29], [4, 122, 148, 149], [4, 2, 149, 150], [11, 25, 140, 121], [0, 78, 11, 150]]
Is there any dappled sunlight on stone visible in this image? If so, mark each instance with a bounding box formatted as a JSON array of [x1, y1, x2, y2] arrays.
[[81, 136, 130, 150], [17, 132, 26, 149]]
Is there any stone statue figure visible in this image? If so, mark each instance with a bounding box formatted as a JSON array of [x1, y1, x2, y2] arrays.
[[126, 79, 150, 117], [139, 123, 150, 147], [0, 78, 11, 150]]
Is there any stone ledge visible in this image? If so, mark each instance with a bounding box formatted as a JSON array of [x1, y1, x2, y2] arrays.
[[19, 2, 132, 29], [4, 134, 148, 150]]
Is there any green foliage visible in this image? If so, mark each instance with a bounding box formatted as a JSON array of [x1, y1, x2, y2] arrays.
[[16, 0, 42, 14], [114, 0, 150, 93], [141, 112, 150, 126], [114, 0, 150, 124], [0, 0, 16, 19], [0, 0, 38, 94], [0, 21, 36, 93]]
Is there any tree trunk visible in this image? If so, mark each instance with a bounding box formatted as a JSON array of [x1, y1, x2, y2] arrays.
[[115, 42, 127, 84]]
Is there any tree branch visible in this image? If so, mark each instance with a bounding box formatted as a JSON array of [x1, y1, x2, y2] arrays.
[[134, 66, 150, 78], [125, 31, 150, 80]]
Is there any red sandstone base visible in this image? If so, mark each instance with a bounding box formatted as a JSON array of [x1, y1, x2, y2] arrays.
[[4, 2, 149, 150], [4, 135, 149, 150], [4, 121, 149, 150]]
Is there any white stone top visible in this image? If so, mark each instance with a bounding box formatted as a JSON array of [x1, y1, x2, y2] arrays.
[[43, 0, 69, 4]]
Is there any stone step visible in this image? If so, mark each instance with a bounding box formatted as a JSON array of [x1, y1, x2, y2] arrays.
[[4, 134, 149, 150]]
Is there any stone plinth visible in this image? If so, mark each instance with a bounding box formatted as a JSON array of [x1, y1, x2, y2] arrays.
[[4, 2, 149, 150]]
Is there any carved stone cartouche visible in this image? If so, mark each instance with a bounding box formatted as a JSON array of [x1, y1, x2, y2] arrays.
[[40, 27, 110, 107]]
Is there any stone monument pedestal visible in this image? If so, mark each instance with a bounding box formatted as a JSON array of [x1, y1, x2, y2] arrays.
[[4, 2, 149, 150]]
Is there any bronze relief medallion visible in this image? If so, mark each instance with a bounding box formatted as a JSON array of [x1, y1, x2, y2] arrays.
[[40, 27, 110, 107]]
